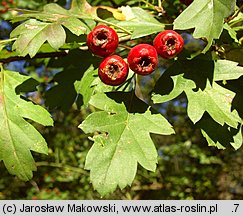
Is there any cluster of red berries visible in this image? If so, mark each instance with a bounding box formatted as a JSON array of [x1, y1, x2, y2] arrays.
[[87, 25, 184, 86], [0, 0, 14, 14]]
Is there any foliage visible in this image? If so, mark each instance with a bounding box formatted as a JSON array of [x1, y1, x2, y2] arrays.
[[80, 93, 174, 196], [0, 68, 53, 180], [0, 0, 242, 197]]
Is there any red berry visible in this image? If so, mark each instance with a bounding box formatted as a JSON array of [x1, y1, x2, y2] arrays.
[[127, 44, 158, 76], [153, 30, 184, 59], [98, 55, 128, 86], [179, 0, 193, 6], [0, 8, 8, 13], [1, 1, 7, 6], [87, 25, 119, 57], [8, 0, 14, 3]]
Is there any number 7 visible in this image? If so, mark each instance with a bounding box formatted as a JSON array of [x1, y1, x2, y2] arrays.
[[234, 204, 239, 212]]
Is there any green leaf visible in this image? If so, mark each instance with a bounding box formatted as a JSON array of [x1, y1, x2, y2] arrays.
[[61, 17, 88, 36], [70, 0, 93, 17], [10, 3, 92, 24], [186, 81, 241, 128], [153, 71, 241, 127], [228, 12, 243, 31], [223, 23, 239, 43], [46, 24, 66, 50], [174, 0, 236, 52], [151, 59, 242, 151], [11, 19, 66, 57], [74, 66, 97, 106], [43, 3, 69, 15], [46, 50, 99, 112], [79, 93, 174, 196], [199, 117, 242, 150], [0, 49, 18, 62], [231, 126, 243, 150], [152, 74, 196, 104], [118, 7, 164, 39], [225, 77, 243, 118], [43, 4, 89, 35], [10, 3, 91, 57], [153, 58, 216, 96], [0, 69, 53, 181], [201, 130, 226, 150], [214, 60, 243, 81], [152, 58, 243, 104]]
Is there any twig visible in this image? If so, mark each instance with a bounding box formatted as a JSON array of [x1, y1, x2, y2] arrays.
[[140, 0, 165, 13], [0, 38, 17, 44], [225, 4, 243, 23], [36, 161, 87, 175], [94, 16, 132, 35], [1, 35, 132, 63], [118, 44, 132, 50], [132, 182, 163, 191], [0, 51, 68, 64], [30, 180, 40, 192], [119, 35, 131, 43]]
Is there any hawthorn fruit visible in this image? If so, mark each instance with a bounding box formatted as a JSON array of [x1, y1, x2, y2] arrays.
[[127, 44, 158, 75], [153, 30, 184, 59], [98, 55, 129, 86], [87, 25, 119, 57]]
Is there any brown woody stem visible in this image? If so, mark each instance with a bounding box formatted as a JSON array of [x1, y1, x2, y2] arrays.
[[0, 51, 68, 64]]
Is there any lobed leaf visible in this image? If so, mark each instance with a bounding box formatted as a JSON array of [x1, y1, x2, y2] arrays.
[[152, 58, 243, 104], [214, 60, 243, 81], [118, 7, 164, 39], [79, 93, 174, 196], [199, 118, 242, 150], [153, 73, 241, 128], [174, 0, 236, 52], [11, 19, 66, 57], [61, 17, 88, 36], [223, 23, 239, 43], [10, 3, 91, 57], [0, 69, 53, 181], [74, 66, 98, 106], [70, 0, 94, 16], [230, 126, 243, 150], [186, 81, 241, 128], [152, 69, 242, 149], [46, 50, 99, 112], [152, 74, 196, 104]]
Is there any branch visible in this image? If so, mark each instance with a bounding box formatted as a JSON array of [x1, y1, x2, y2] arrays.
[[0, 51, 68, 64], [94, 16, 132, 35], [225, 4, 243, 23], [0, 35, 132, 63], [36, 161, 87, 175], [119, 35, 132, 43], [78, 35, 131, 51]]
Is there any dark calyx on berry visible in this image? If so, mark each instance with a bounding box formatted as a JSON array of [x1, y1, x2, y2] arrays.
[[127, 44, 158, 75], [106, 63, 120, 79], [94, 29, 109, 47], [153, 30, 184, 59], [165, 38, 177, 56], [87, 25, 118, 57], [98, 55, 128, 86]]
